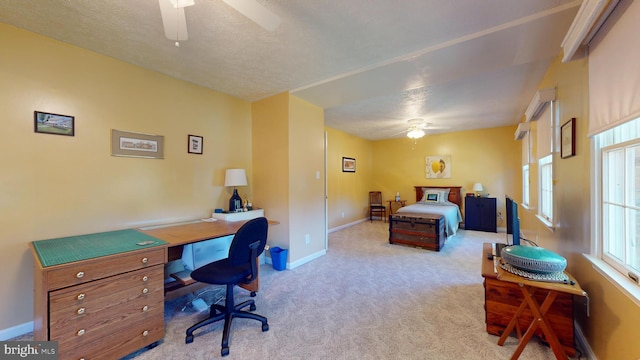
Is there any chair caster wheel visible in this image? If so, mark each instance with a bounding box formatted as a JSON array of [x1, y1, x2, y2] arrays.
[[262, 323, 269, 332], [221, 346, 229, 356], [250, 304, 256, 311], [250, 291, 256, 297], [185, 335, 193, 344]]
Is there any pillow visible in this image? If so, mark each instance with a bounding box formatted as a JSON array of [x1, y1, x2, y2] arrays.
[[421, 188, 450, 203], [425, 193, 439, 202]]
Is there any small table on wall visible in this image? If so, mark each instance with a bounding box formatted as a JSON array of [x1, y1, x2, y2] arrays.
[[387, 200, 407, 215]]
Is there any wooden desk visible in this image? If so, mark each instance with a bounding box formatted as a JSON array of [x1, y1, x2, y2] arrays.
[[138, 219, 266, 296], [30, 218, 272, 360]]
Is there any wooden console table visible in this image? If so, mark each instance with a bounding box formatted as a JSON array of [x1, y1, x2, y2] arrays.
[[481, 243, 585, 359]]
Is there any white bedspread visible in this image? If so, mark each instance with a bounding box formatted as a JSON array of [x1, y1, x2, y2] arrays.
[[396, 201, 463, 236]]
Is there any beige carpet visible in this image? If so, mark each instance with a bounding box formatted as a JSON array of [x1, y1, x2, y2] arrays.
[[16, 222, 584, 359]]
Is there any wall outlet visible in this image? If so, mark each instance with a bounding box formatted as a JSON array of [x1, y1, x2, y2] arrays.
[[305, 234, 310, 244], [341, 212, 345, 218]]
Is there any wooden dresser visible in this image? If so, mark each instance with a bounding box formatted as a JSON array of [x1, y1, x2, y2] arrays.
[[481, 243, 576, 356], [31, 230, 166, 360], [389, 213, 445, 251]]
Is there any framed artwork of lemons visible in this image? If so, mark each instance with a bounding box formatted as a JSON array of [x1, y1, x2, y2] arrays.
[[425, 155, 451, 179]]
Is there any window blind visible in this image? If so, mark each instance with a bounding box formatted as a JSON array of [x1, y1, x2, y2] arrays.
[[588, 0, 640, 136]]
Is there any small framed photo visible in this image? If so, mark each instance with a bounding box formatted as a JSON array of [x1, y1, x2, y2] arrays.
[[561, 118, 576, 159], [342, 157, 356, 172], [188, 135, 203, 154], [34, 111, 74, 136], [111, 129, 164, 159]]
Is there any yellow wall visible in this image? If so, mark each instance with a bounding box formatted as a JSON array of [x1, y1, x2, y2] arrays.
[[253, 93, 326, 265], [252, 93, 290, 252], [0, 24, 252, 332], [325, 127, 373, 228], [522, 54, 640, 359], [372, 126, 521, 226], [288, 96, 326, 260]]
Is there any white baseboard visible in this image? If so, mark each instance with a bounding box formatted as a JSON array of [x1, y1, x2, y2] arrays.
[[288, 249, 326, 269], [0, 321, 33, 340], [575, 321, 596, 359], [328, 218, 367, 233], [265, 248, 326, 270]]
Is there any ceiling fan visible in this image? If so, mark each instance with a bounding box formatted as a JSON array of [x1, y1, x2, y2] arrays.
[[390, 118, 449, 140], [158, 0, 281, 46]]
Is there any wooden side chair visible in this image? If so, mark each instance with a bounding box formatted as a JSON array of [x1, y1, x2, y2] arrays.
[[369, 191, 387, 222]]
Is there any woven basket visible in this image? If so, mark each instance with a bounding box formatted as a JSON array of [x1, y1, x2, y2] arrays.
[[501, 245, 567, 274]]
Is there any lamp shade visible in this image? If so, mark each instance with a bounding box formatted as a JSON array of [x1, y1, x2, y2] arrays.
[[224, 169, 247, 187], [472, 183, 484, 192]]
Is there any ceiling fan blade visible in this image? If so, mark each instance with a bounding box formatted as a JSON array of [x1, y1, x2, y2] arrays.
[[159, 0, 189, 41], [222, 0, 281, 32]]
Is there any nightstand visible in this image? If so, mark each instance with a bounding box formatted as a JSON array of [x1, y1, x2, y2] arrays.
[[387, 200, 406, 215]]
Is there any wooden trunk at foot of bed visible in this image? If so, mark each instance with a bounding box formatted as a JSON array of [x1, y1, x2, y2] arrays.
[[388, 213, 445, 251]]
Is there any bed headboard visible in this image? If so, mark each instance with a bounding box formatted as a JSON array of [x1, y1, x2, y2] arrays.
[[414, 186, 463, 208]]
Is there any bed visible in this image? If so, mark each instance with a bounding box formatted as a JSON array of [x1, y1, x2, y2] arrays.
[[389, 186, 463, 251]]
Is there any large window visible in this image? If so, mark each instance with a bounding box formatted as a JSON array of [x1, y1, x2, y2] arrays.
[[536, 101, 554, 226], [522, 164, 530, 207], [598, 118, 640, 282], [538, 155, 553, 222]]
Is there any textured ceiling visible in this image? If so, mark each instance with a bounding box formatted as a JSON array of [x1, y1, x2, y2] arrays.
[[0, 0, 581, 140]]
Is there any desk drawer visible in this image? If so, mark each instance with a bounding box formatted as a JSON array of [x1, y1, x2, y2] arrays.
[[50, 265, 163, 349], [50, 265, 163, 320], [47, 248, 164, 290], [59, 308, 164, 360]]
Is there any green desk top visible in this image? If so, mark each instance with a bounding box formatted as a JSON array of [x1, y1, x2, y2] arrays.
[[32, 229, 167, 267]]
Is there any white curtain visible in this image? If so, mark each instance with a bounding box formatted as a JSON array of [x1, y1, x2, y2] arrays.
[[588, 0, 640, 136]]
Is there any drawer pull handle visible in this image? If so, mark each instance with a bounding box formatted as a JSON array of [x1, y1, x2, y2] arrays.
[[142, 275, 149, 282], [76, 271, 84, 279], [142, 305, 149, 312], [142, 288, 149, 294], [77, 307, 86, 315], [142, 330, 149, 337], [77, 329, 85, 336], [141, 257, 148, 264], [77, 293, 86, 301]]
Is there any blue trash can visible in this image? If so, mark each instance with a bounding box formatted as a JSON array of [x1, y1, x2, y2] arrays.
[[270, 246, 288, 271]]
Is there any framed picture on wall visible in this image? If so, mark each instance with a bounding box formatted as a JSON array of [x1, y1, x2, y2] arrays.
[[342, 157, 356, 172], [188, 134, 203, 154], [34, 111, 75, 136], [561, 118, 576, 159], [111, 129, 164, 159]]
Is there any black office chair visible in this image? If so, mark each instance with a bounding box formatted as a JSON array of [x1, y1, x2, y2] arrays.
[[369, 191, 387, 222], [185, 217, 269, 357]]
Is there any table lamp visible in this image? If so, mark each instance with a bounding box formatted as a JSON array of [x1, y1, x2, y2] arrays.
[[224, 169, 247, 212], [473, 183, 484, 197]]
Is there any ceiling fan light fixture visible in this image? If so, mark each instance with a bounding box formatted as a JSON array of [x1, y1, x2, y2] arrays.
[[407, 128, 425, 139]]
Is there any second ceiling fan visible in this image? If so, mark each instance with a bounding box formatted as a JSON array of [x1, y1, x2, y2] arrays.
[[158, 0, 281, 45]]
